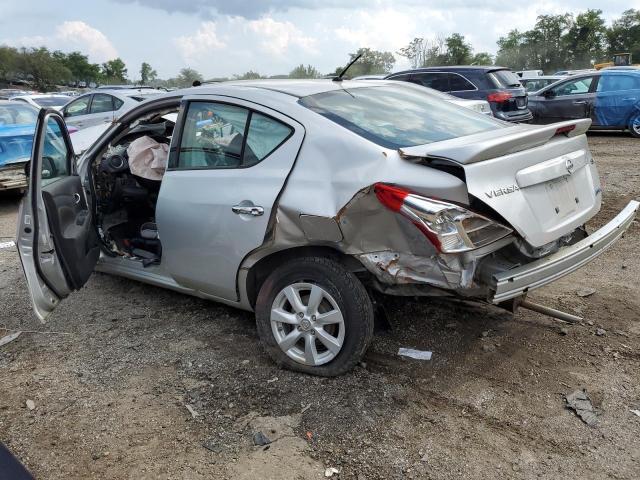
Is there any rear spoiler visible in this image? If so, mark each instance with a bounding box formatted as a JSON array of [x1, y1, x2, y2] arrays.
[[398, 119, 591, 165]]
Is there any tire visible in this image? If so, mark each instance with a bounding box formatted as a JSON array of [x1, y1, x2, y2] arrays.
[[255, 256, 374, 376], [629, 113, 640, 139]]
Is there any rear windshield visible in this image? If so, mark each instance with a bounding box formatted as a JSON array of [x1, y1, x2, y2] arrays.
[[299, 84, 503, 149], [34, 96, 71, 107], [489, 70, 522, 88]]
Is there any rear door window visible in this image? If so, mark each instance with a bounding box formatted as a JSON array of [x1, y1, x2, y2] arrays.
[[176, 102, 249, 169], [90, 94, 115, 114], [596, 74, 640, 92], [243, 113, 293, 167], [113, 97, 124, 110], [449, 73, 476, 91]]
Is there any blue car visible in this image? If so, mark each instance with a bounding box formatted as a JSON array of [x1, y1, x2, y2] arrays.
[[0, 101, 39, 191], [528, 70, 640, 137]]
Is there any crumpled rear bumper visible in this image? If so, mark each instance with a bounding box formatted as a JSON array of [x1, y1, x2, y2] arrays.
[[490, 200, 639, 303]]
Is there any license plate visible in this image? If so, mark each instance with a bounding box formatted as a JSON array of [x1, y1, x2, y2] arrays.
[[546, 177, 577, 218]]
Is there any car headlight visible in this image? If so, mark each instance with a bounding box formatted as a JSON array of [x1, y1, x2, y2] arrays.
[[374, 183, 512, 253]]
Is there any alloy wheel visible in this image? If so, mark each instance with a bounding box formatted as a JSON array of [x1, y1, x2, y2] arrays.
[[270, 282, 345, 366]]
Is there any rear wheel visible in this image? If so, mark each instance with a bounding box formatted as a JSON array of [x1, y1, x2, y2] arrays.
[[255, 256, 374, 376], [629, 113, 640, 138]]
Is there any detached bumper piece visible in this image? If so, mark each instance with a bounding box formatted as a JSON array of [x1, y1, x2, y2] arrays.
[[490, 200, 639, 303], [0, 164, 27, 191]]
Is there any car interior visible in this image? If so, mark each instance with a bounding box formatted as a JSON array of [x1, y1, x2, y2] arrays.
[[91, 106, 178, 266]]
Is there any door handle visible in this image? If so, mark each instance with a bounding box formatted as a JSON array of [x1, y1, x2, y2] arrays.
[[572, 101, 587, 105], [232, 205, 264, 216]]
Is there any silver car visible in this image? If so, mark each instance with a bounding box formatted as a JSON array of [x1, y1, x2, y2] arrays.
[[17, 80, 638, 376], [61, 89, 160, 130]]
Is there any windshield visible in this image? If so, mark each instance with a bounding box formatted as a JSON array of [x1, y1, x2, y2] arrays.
[[489, 70, 522, 88], [299, 85, 503, 149], [34, 96, 71, 107], [0, 104, 38, 125]]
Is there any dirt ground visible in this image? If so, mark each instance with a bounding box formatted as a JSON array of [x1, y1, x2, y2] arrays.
[[1, 132, 639, 480]]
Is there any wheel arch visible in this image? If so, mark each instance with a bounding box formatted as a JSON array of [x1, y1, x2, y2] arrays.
[[242, 245, 366, 309]]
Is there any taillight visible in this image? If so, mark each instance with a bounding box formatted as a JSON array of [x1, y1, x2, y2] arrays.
[[374, 183, 513, 253], [487, 92, 512, 103], [555, 124, 576, 136]]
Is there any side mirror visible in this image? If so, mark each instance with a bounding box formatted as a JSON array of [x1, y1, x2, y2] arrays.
[[543, 89, 555, 98], [41, 156, 57, 180]]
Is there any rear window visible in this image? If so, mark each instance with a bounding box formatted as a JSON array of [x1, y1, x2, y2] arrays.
[[488, 70, 522, 88], [299, 84, 503, 149], [33, 96, 70, 107]]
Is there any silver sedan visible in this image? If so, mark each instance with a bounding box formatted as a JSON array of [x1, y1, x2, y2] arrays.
[[17, 80, 638, 376]]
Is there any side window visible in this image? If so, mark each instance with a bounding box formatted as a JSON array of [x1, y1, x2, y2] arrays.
[[552, 77, 593, 96], [243, 113, 293, 167], [597, 75, 640, 92], [65, 96, 90, 117], [41, 117, 70, 186], [113, 97, 124, 110], [388, 73, 412, 82], [414, 73, 450, 92], [90, 94, 115, 114], [177, 102, 249, 169], [449, 73, 476, 91]]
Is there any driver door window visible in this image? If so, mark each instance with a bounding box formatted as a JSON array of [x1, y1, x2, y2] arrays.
[[552, 77, 593, 96], [64, 96, 90, 117], [177, 102, 249, 169], [41, 117, 71, 186]]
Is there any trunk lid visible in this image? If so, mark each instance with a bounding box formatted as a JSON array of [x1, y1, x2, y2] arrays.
[[399, 119, 601, 247]]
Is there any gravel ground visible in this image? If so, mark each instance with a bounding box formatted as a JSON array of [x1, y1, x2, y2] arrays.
[[0, 132, 639, 480]]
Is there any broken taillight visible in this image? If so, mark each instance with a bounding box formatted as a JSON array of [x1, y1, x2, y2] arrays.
[[374, 183, 513, 253], [487, 92, 512, 103]]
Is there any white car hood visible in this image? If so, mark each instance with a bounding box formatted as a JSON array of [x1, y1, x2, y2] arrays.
[[70, 123, 110, 154]]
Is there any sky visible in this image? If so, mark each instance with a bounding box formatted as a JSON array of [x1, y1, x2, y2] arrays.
[[0, 0, 632, 80]]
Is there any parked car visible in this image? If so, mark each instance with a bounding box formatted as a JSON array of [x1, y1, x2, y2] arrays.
[[11, 94, 72, 111], [528, 70, 640, 137], [358, 75, 493, 115], [520, 76, 566, 93], [61, 89, 160, 130], [0, 100, 87, 191], [516, 70, 544, 79], [552, 69, 596, 76], [17, 79, 637, 376], [385, 66, 533, 122]]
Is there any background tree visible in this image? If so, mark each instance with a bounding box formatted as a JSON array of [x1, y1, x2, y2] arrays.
[[607, 9, 640, 61], [565, 10, 607, 67], [0, 46, 19, 81], [234, 70, 263, 80], [17, 47, 71, 89], [444, 33, 472, 65], [140, 62, 157, 85], [176, 67, 204, 86], [54, 51, 102, 85], [288, 64, 320, 79], [101, 58, 128, 83], [471, 52, 494, 65]]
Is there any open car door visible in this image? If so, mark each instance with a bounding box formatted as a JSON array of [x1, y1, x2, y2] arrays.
[[16, 109, 99, 322]]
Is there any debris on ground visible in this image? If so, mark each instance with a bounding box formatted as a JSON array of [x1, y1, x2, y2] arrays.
[[576, 287, 597, 298], [202, 438, 223, 453], [0, 240, 15, 250], [266, 377, 278, 383], [301, 403, 312, 414], [253, 431, 271, 446], [25, 400, 35, 411], [565, 390, 599, 426], [324, 467, 340, 477], [0, 331, 21, 347], [184, 404, 198, 418], [481, 344, 496, 353], [630, 409, 640, 418], [596, 328, 607, 337], [398, 348, 432, 360], [559, 327, 569, 336]]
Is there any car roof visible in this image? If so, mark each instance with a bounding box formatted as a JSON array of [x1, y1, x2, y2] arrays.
[[391, 66, 509, 74], [521, 76, 565, 80], [184, 79, 397, 99]]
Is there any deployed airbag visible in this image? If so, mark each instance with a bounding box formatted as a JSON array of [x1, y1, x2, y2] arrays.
[[126, 136, 168, 181]]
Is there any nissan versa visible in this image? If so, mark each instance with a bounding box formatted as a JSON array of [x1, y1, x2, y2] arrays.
[[17, 80, 638, 376]]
